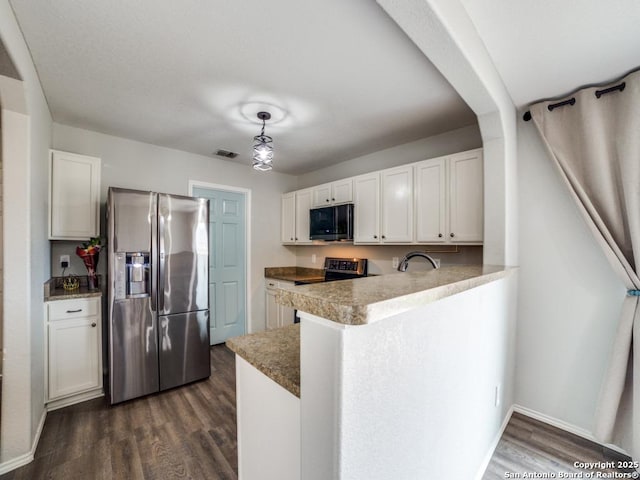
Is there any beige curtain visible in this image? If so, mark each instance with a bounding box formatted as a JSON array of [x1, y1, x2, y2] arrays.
[[530, 69, 640, 460]]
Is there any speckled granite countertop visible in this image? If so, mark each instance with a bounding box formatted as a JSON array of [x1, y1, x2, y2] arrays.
[[264, 266, 325, 284], [226, 324, 300, 397], [44, 277, 103, 301], [277, 265, 513, 325]]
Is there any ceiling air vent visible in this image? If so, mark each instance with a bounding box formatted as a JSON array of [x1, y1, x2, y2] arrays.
[[214, 149, 238, 159]]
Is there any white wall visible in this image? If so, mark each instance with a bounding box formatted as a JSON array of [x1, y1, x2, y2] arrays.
[[516, 119, 625, 434], [52, 123, 298, 334], [377, 0, 518, 267], [300, 273, 517, 479], [0, 0, 52, 466], [296, 124, 481, 189]]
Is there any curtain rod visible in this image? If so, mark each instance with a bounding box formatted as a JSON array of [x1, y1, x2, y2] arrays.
[[522, 81, 626, 121]]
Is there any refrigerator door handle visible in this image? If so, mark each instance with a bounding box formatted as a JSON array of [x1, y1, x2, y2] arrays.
[[158, 210, 166, 313], [150, 193, 158, 312]]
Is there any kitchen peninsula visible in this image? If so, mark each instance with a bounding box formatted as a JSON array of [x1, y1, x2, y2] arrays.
[[227, 265, 517, 480]]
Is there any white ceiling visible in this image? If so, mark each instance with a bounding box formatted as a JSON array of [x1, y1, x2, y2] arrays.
[[460, 0, 640, 108], [8, 0, 477, 175]]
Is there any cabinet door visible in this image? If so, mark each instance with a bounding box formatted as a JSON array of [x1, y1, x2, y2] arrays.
[[332, 179, 353, 204], [265, 283, 279, 330], [353, 173, 380, 243], [312, 184, 332, 207], [281, 192, 296, 244], [277, 280, 295, 327], [415, 158, 447, 243], [48, 316, 101, 399], [49, 150, 101, 240], [295, 189, 313, 244], [381, 166, 414, 243], [449, 150, 484, 242]]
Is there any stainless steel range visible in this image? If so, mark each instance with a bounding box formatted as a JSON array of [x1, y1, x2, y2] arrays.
[[323, 257, 368, 281], [294, 257, 368, 285], [294, 257, 368, 322]]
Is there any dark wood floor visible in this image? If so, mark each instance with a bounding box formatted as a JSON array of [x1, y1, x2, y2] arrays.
[[2, 345, 637, 479], [483, 411, 636, 479], [1, 345, 238, 480]]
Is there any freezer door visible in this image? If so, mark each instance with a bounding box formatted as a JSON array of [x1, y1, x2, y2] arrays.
[[158, 194, 209, 315], [158, 310, 210, 390], [109, 298, 159, 404]]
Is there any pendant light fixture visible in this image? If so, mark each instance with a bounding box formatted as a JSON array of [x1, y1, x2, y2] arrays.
[[252, 111, 273, 171]]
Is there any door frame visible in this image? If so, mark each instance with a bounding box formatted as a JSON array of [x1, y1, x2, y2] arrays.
[[188, 180, 251, 335]]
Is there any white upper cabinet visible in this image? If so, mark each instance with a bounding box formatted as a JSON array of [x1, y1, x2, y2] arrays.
[[353, 172, 380, 243], [331, 178, 353, 204], [381, 166, 413, 243], [354, 166, 413, 244], [312, 179, 353, 207], [449, 149, 483, 242], [294, 189, 313, 244], [49, 150, 101, 240], [414, 149, 483, 244], [281, 189, 313, 245], [282, 148, 483, 246], [415, 158, 447, 243], [281, 192, 296, 244]]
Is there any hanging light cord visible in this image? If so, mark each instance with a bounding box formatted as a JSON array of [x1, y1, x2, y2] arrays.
[[261, 118, 266, 136]]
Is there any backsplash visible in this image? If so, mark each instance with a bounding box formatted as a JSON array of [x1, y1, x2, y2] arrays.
[[291, 244, 483, 275], [51, 240, 107, 278]]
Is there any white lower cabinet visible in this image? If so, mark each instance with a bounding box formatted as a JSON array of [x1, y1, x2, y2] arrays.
[[265, 279, 295, 329], [46, 297, 103, 409]]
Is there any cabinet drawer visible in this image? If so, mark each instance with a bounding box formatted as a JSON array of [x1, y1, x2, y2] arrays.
[[48, 298, 99, 320], [265, 279, 294, 290]]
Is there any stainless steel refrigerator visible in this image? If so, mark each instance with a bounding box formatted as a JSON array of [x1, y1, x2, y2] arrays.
[[107, 187, 210, 404]]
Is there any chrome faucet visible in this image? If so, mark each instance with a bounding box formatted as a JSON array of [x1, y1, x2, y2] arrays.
[[397, 251, 439, 272]]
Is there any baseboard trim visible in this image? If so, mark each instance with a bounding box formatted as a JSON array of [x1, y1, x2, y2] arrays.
[[46, 389, 104, 412], [0, 408, 47, 475], [474, 405, 515, 480], [513, 404, 630, 457]]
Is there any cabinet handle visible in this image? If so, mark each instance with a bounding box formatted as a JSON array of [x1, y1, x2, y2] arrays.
[[381, 235, 386, 239], [295, 237, 298, 241], [450, 233, 455, 238], [373, 235, 378, 239], [438, 233, 443, 238], [66, 309, 82, 313], [290, 237, 293, 241], [326, 199, 330, 202], [331, 198, 335, 201], [91, 322, 97, 327]]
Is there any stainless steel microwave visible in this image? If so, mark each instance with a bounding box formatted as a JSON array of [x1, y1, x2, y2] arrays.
[[309, 204, 354, 241]]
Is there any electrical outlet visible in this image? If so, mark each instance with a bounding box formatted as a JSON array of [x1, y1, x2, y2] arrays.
[[494, 384, 501, 407], [433, 258, 441, 268], [311, 254, 317, 264], [392, 257, 399, 269], [60, 254, 70, 269]]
